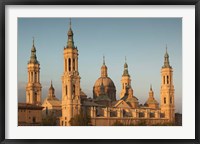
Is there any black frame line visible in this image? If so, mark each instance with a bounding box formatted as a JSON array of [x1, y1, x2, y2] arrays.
[[0, 0, 200, 144]]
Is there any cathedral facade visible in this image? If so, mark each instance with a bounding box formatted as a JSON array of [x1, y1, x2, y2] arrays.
[[19, 19, 176, 126]]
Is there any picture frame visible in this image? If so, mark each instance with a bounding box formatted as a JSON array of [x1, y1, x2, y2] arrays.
[[1, 0, 199, 143]]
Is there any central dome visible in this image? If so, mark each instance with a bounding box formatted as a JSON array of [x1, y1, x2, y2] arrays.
[[94, 77, 115, 88], [93, 57, 116, 101]]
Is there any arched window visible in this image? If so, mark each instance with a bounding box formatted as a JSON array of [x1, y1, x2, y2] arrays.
[[46, 107, 48, 115], [73, 84, 75, 95], [167, 76, 169, 84], [65, 59, 67, 71], [35, 72, 37, 82], [66, 85, 67, 95], [170, 97, 172, 104], [34, 92, 37, 103], [163, 76, 165, 84], [68, 58, 71, 71], [73, 59, 75, 71], [32, 117, 36, 123], [164, 97, 166, 104], [31, 72, 33, 82]]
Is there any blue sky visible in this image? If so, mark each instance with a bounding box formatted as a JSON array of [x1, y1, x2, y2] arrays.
[[18, 18, 182, 113]]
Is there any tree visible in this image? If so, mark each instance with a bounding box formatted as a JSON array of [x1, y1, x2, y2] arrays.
[[69, 111, 92, 126], [42, 113, 57, 126]]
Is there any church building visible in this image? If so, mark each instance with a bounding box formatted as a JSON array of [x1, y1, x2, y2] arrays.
[[19, 19, 176, 126]]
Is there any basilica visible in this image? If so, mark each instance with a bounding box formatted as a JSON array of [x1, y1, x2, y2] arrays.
[[18, 20, 175, 126]]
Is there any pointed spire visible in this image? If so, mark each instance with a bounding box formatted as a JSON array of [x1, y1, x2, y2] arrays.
[[29, 37, 38, 64], [48, 80, 55, 98], [163, 45, 171, 68], [149, 84, 154, 97], [49, 80, 54, 91], [66, 18, 75, 48], [123, 57, 129, 76], [124, 56, 128, 68], [31, 37, 36, 51]]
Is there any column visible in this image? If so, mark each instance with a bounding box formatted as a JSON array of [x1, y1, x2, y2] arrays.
[[145, 109, 150, 118], [93, 107, 96, 118], [155, 111, 160, 118]]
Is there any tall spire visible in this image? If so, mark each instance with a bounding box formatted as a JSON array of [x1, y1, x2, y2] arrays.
[[48, 80, 55, 98], [163, 45, 171, 68], [29, 37, 38, 64], [66, 18, 75, 48], [123, 56, 129, 76]]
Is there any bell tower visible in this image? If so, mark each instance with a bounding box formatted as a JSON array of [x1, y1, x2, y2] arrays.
[[61, 19, 81, 126], [120, 57, 132, 98], [160, 46, 175, 123], [26, 38, 42, 105]]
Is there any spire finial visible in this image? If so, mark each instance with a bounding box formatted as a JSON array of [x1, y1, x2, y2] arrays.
[[51, 80, 52, 86], [69, 18, 72, 29], [125, 56, 127, 63], [163, 44, 171, 68], [32, 37, 35, 46], [150, 84, 152, 91], [103, 55, 105, 65]]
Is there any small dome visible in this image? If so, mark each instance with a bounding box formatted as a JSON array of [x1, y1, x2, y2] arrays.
[[94, 77, 115, 87], [146, 98, 158, 104]]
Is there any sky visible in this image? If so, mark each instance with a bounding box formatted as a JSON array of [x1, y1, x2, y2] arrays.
[[18, 18, 182, 113]]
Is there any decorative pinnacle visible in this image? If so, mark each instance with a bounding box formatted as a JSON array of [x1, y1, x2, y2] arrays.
[[125, 56, 127, 63], [150, 84, 152, 91], [51, 80, 52, 86]]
